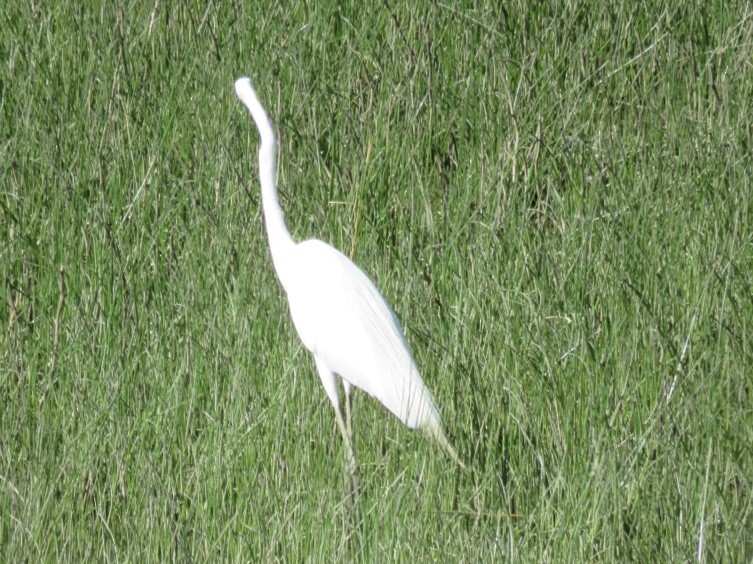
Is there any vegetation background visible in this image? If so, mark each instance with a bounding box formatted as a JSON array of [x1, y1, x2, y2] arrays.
[[2, 1, 751, 560]]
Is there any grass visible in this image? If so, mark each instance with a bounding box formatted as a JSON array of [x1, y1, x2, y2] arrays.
[[2, 0, 752, 560]]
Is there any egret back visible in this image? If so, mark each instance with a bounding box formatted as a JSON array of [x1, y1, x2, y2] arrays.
[[284, 239, 443, 431]]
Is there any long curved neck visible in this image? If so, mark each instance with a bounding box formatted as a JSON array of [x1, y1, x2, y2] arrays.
[[235, 78, 296, 286]]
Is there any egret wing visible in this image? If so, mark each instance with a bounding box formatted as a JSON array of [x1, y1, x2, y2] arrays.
[[284, 239, 441, 429]]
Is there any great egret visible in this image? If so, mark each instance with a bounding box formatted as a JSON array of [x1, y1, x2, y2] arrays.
[[234, 77, 463, 484]]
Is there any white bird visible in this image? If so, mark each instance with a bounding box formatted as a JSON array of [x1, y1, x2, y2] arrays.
[[234, 76, 463, 484]]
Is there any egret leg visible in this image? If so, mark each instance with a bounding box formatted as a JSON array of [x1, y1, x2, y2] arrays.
[[343, 380, 354, 445], [314, 356, 359, 490]]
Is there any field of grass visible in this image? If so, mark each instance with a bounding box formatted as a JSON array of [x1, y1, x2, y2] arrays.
[[2, 1, 752, 560]]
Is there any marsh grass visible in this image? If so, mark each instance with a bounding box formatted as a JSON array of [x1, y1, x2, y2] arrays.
[[2, 1, 752, 560]]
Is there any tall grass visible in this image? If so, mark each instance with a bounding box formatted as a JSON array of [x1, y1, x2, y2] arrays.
[[2, 1, 752, 560]]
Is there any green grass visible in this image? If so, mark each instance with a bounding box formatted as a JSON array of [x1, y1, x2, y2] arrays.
[[2, 0, 752, 560]]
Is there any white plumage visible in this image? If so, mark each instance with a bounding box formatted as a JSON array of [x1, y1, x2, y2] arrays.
[[234, 76, 462, 481]]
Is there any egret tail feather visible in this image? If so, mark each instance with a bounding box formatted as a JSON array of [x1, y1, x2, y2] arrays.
[[427, 419, 467, 471]]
